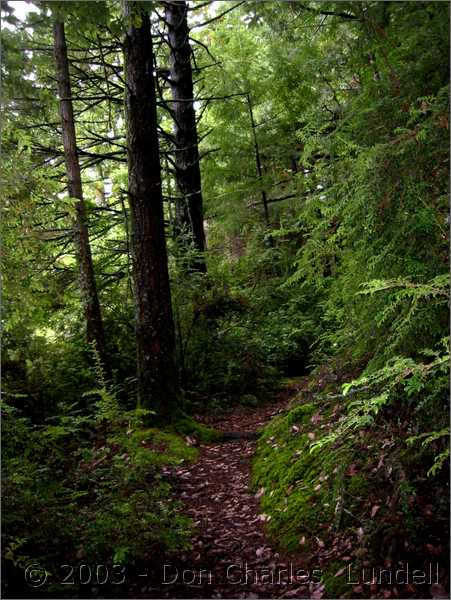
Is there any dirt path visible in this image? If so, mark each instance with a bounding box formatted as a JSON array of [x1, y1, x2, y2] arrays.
[[136, 383, 323, 599]]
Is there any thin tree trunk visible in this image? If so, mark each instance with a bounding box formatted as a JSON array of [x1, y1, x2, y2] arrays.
[[165, 0, 207, 273], [122, 1, 179, 415], [53, 20, 108, 371], [246, 93, 270, 227]]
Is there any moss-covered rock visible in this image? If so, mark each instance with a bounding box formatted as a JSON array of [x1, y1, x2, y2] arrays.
[[172, 416, 222, 443]]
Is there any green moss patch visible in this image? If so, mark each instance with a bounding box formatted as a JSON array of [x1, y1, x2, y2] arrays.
[[172, 416, 222, 443], [252, 368, 450, 599], [252, 398, 349, 554], [115, 428, 199, 467]]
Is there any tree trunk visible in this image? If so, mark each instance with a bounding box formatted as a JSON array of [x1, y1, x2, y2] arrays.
[[122, 1, 179, 415], [165, 0, 207, 273], [246, 93, 270, 227], [53, 20, 108, 371]]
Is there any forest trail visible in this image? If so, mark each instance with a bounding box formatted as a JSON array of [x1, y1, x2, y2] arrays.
[[135, 380, 323, 599]]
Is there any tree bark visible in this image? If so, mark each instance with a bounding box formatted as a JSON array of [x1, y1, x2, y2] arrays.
[[165, 0, 207, 272], [246, 93, 270, 227], [53, 20, 108, 371], [122, 1, 179, 415]]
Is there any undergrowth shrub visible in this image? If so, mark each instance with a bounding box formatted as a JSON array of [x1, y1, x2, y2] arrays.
[[2, 329, 95, 422], [253, 361, 449, 597], [1, 381, 195, 598], [172, 252, 319, 408], [174, 279, 269, 404]]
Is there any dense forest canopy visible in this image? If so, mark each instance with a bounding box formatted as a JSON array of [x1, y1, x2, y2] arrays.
[[1, 1, 449, 599]]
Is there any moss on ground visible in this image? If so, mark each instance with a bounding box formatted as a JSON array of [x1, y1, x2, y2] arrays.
[[252, 398, 347, 554], [251, 387, 376, 597], [251, 371, 448, 599], [108, 427, 198, 468], [172, 416, 222, 442], [286, 402, 316, 424], [346, 473, 370, 498]]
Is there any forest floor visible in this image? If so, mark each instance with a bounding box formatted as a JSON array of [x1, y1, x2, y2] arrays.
[[131, 379, 325, 599]]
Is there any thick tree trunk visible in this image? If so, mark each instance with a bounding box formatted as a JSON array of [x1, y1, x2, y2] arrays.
[[165, 0, 207, 272], [122, 1, 179, 415], [53, 20, 108, 371]]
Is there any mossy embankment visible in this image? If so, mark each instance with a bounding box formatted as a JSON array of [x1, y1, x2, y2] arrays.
[[252, 370, 449, 598]]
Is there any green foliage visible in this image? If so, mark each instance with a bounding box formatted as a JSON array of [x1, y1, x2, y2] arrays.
[[2, 0, 449, 595], [407, 428, 450, 478], [243, 2, 450, 592], [253, 366, 449, 595], [2, 394, 195, 596], [311, 346, 448, 452], [173, 274, 273, 405]]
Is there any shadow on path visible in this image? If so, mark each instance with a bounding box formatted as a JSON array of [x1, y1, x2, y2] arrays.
[[135, 379, 324, 599]]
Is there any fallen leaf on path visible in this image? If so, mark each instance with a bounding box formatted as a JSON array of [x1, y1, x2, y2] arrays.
[[371, 505, 380, 517], [346, 463, 358, 476], [353, 585, 363, 594], [311, 412, 322, 424], [255, 487, 265, 500], [431, 584, 449, 599], [309, 582, 325, 598]]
